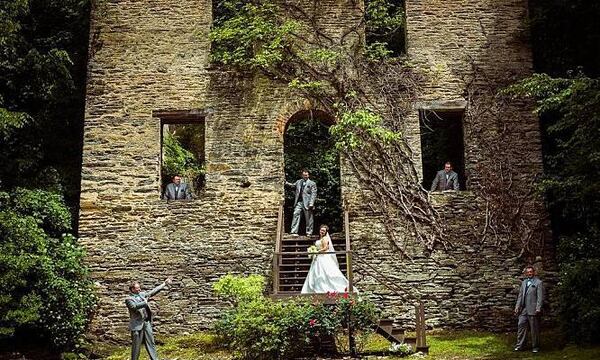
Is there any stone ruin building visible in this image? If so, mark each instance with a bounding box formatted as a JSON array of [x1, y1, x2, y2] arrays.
[[79, 0, 553, 342]]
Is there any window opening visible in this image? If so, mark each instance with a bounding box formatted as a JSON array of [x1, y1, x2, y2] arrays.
[[284, 111, 342, 234], [365, 0, 407, 57], [419, 109, 466, 191], [159, 115, 206, 200]]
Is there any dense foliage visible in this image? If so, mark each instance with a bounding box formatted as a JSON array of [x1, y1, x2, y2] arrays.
[[529, 0, 600, 77], [213, 274, 380, 359], [0, 0, 93, 351], [0, 188, 96, 349], [507, 74, 600, 343], [0, 0, 89, 201]]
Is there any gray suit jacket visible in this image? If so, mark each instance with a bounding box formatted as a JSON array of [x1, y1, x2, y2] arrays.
[[515, 277, 543, 315], [286, 179, 317, 209], [431, 170, 459, 191], [125, 282, 166, 331], [162, 182, 192, 200]]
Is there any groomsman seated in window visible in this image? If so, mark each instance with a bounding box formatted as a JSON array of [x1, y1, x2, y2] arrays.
[[162, 175, 192, 200], [430, 161, 460, 191]]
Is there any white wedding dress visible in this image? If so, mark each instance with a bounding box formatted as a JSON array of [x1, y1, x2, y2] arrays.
[[301, 234, 351, 294]]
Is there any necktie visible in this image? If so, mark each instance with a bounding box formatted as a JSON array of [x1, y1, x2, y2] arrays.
[[174, 185, 179, 200], [300, 181, 305, 196], [137, 295, 149, 320]]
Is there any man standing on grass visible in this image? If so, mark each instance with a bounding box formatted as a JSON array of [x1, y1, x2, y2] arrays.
[[126, 276, 173, 360], [514, 266, 544, 353]]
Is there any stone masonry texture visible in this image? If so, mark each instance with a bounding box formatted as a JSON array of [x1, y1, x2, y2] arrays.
[[79, 0, 554, 342]]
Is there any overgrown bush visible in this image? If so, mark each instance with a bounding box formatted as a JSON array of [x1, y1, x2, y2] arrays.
[[0, 188, 96, 349], [213, 274, 380, 359]]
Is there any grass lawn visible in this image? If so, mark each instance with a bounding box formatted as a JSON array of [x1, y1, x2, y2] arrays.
[[98, 329, 600, 360], [422, 330, 600, 360], [96, 333, 232, 360]]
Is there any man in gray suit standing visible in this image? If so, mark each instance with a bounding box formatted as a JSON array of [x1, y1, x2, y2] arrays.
[[514, 266, 544, 353], [162, 175, 192, 200], [285, 169, 317, 236], [430, 162, 460, 191], [126, 277, 173, 360]]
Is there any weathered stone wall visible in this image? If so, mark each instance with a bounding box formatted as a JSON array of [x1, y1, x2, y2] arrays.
[[344, 0, 553, 331], [80, 0, 553, 342]]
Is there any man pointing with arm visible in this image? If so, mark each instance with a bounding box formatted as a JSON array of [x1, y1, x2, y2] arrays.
[[126, 276, 173, 360]]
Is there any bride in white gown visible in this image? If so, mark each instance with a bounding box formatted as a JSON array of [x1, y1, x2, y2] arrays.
[[301, 224, 351, 294]]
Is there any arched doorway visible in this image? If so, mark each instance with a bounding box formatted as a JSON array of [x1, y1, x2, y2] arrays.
[[283, 110, 342, 234]]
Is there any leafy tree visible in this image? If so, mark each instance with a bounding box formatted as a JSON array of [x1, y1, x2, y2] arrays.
[[0, 0, 93, 351], [507, 74, 600, 343], [0, 0, 89, 203], [0, 188, 96, 349], [522, 0, 600, 344], [365, 0, 405, 57]]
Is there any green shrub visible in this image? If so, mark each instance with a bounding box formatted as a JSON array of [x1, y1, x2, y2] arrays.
[[557, 227, 600, 339], [0, 188, 96, 349], [507, 74, 600, 344], [213, 275, 381, 359]]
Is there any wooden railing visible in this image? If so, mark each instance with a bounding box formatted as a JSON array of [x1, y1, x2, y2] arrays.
[[272, 201, 284, 295], [344, 205, 354, 293]]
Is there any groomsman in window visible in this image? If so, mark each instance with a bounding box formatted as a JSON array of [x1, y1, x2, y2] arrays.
[[162, 175, 192, 200], [285, 169, 317, 236], [430, 161, 460, 191]]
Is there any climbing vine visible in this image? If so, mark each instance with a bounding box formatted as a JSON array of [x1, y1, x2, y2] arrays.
[[210, 0, 444, 255], [463, 69, 547, 258]]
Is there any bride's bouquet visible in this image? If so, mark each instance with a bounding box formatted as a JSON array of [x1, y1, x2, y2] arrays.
[[307, 245, 318, 260]]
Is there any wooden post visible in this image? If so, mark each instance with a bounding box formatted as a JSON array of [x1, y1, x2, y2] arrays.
[[343, 203, 357, 356], [415, 301, 427, 353], [344, 206, 353, 293]]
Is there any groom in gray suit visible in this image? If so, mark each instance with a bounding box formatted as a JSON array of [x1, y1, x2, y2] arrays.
[[514, 266, 544, 353], [126, 277, 173, 360], [285, 169, 317, 236]]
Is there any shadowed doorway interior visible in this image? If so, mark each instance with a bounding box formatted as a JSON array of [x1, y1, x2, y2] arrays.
[[283, 111, 342, 234]]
